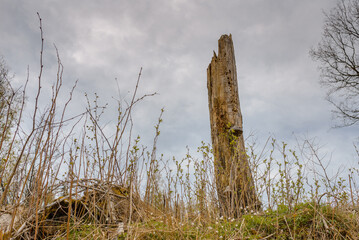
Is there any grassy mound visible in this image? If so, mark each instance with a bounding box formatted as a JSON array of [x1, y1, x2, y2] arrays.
[[119, 203, 358, 240]]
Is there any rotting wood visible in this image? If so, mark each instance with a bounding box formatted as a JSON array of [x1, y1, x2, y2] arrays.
[[207, 34, 260, 217], [8, 181, 140, 239]]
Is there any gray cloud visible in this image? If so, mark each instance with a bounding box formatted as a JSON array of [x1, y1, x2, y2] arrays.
[[1, 0, 357, 167]]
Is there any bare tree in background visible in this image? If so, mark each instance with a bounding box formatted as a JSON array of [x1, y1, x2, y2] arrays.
[[310, 0, 359, 126], [0, 57, 20, 136], [0, 56, 21, 200]]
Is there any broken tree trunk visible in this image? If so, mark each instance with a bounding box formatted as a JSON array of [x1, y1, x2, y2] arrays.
[[207, 34, 260, 217]]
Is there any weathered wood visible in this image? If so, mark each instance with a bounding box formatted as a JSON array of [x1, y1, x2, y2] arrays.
[[207, 34, 260, 217]]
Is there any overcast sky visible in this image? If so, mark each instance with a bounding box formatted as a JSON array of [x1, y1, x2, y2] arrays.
[[1, 0, 358, 172]]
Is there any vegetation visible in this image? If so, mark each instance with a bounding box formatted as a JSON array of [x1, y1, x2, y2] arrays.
[[0, 7, 359, 240]]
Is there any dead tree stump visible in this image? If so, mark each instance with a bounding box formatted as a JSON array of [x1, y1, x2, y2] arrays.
[[207, 34, 260, 217]]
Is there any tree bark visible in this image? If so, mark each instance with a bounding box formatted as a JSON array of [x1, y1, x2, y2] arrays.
[[207, 34, 260, 218]]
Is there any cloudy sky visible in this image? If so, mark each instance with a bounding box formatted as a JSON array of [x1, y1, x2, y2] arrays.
[[1, 0, 358, 171]]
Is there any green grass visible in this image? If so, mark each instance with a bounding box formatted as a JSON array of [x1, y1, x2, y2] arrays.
[[116, 202, 358, 240]]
